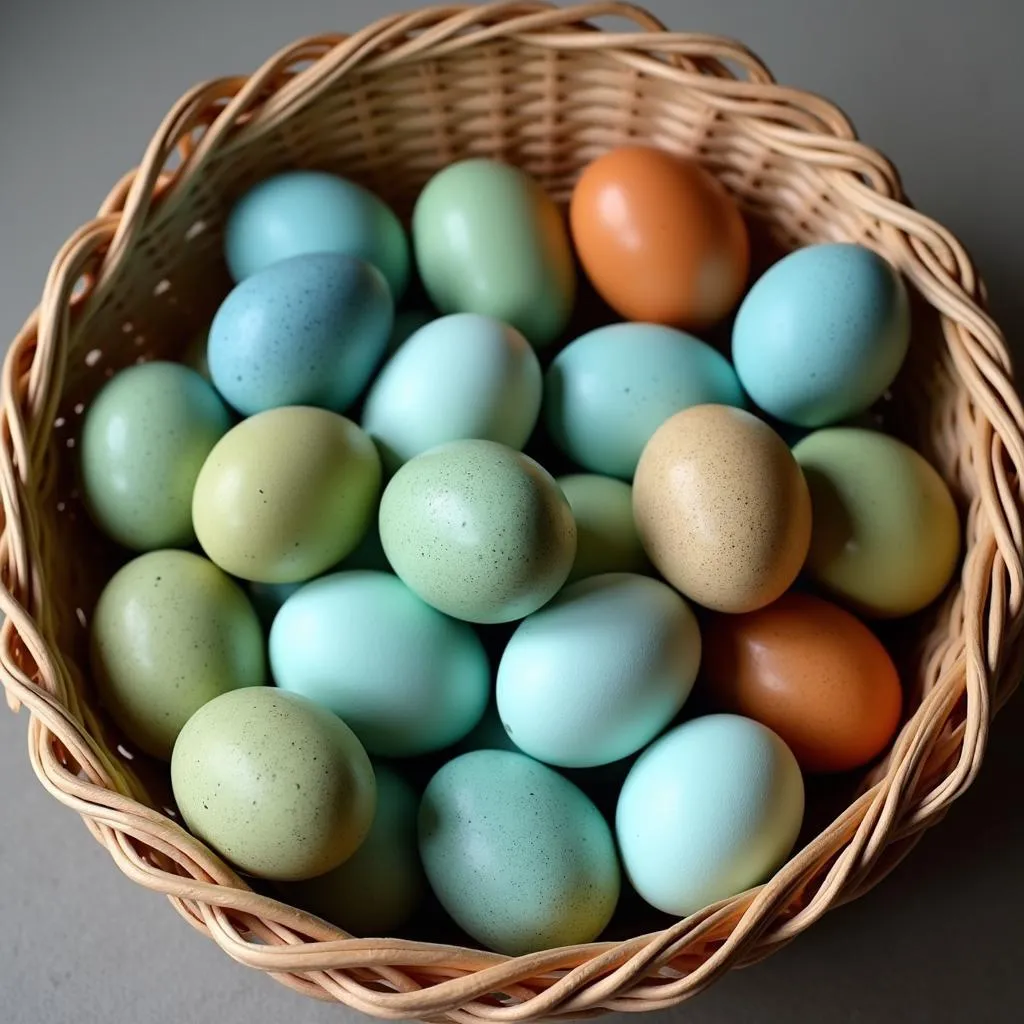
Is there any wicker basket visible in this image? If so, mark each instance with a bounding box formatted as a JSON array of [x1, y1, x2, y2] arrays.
[[2, 1, 1023, 1018]]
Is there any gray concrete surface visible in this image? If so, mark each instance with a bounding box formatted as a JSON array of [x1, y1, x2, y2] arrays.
[[2, 1, 1023, 1021]]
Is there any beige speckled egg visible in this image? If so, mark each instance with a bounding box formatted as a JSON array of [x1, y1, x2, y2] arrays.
[[633, 405, 811, 613]]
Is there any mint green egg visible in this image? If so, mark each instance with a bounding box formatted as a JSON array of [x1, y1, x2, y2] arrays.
[[419, 750, 620, 955], [90, 550, 266, 759], [81, 362, 231, 550], [412, 160, 576, 348]]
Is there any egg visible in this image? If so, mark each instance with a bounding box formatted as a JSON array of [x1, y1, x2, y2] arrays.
[[90, 550, 266, 760], [379, 440, 576, 623], [225, 170, 410, 297], [270, 571, 490, 757], [570, 146, 749, 329], [616, 714, 804, 915], [362, 313, 542, 471], [497, 573, 700, 767], [793, 428, 960, 616], [557, 474, 649, 581], [633, 405, 811, 613], [192, 406, 381, 584], [171, 688, 376, 881], [412, 159, 575, 347], [208, 253, 393, 417], [418, 750, 620, 955], [544, 323, 745, 478], [701, 593, 902, 772], [282, 765, 423, 935], [732, 244, 910, 428], [80, 362, 230, 550], [386, 308, 435, 356]]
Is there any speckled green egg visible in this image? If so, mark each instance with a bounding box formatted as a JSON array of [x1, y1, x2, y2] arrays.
[[419, 750, 620, 955], [81, 361, 231, 550], [192, 406, 381, 584], [378, 440, 576, 623], [171, 688, 376, 881], [90, 550, 265, 760]]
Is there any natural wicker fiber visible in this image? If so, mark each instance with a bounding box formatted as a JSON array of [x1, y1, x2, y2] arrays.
[[2, 2, 1023, 1018]]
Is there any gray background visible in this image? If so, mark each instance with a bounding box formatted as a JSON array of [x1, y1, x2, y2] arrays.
[[1, 1, 1022, 1021]]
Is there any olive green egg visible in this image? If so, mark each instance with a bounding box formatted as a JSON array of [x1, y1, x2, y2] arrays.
[[90, 550, 266, 760], [557, 474, 650, 582], [192, 406, 381, 584], [171, 688, 376, 881], [80, 361, 230, 550], [411, 159, 576, 347], [378, 439, 577, 623]]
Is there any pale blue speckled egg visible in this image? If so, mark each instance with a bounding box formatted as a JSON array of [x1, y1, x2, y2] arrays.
[[418, 749, 620, 955], [732, 243, 910, 428], [208, 252, 393, 416]]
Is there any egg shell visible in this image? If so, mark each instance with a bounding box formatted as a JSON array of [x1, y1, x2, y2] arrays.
[[192, 406, 381, 584], [633, 405, 812, 613], [90, 550, 266, 760], [386, 308, 436, 356], [412, 159, 576, 347], [418, 749, 620, 955], [171, 688, 376, 881], [362, 313, 543, 471], [570, 146, 749, 330], [616, 714, 804, 916], [379, 439, 576, 623], [557, 474, 649, 582], [701, 592, 902, 772], [80, 362, 231, 550], [270, 571, 490, 757], [282, 764, 424, 935], [793, 427, 960, 617], [544, 322, 745, 478], [225, 170, 410, 298]]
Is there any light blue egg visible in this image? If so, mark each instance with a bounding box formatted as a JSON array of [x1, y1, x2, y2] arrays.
[[616, 714, 804, 916], [544, 323, 745, 479], [732, 243, 910, 428], [208, 252, 393, 416], [270, 570, 490, 757], [225, 170, 410, 298], [419, 750, 620, 955]]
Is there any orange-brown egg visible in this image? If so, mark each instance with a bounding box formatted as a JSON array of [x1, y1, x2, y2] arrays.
[[570, 146, 749, 329], [701, 592, 903, 773]]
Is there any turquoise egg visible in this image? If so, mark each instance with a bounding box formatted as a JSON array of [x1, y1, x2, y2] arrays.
[[378, 440, 577, 623], [544, 323, 745, 479], [732, 243, 910, 428], [362, 313, 543, 470], [270, 570, 490, 757], [225, 170, 410, 298], [208, 253, 393, 416], [412, 159, 576, 347], [497, 573, 700, 768], [81, 361, 231, 550], [419, 750, 620, 955], [616, 714, 804, 915]]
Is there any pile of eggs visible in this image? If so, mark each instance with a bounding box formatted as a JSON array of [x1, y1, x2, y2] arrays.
[[79, 146, 961, 956]]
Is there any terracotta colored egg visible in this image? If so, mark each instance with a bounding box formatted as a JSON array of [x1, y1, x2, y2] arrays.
[[633, 405, 811, 613], [701, 592, 903, 773], [570, 146, 749, 329]]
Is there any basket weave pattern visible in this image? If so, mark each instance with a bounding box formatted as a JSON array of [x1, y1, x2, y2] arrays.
[[2, 3, 1024, 1018]]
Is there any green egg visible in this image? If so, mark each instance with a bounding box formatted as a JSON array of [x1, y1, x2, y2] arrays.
[[80, 361, 230, 550], [90, 550, 266, 760]]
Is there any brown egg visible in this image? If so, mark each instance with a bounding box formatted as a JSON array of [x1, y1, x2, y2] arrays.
[[633, 405, 811, 613], [570, 146, 749, 329], [701, 592, 903, 773]]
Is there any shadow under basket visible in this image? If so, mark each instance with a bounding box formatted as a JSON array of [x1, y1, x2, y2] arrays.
[[3, 2, 1024, 1019]]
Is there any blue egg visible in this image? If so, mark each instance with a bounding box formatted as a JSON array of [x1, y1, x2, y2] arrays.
[[225, 170, 410, 298], [208, 253, 393, 416], [732, 243, 910, 428], [544, 322, 745, 479]]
